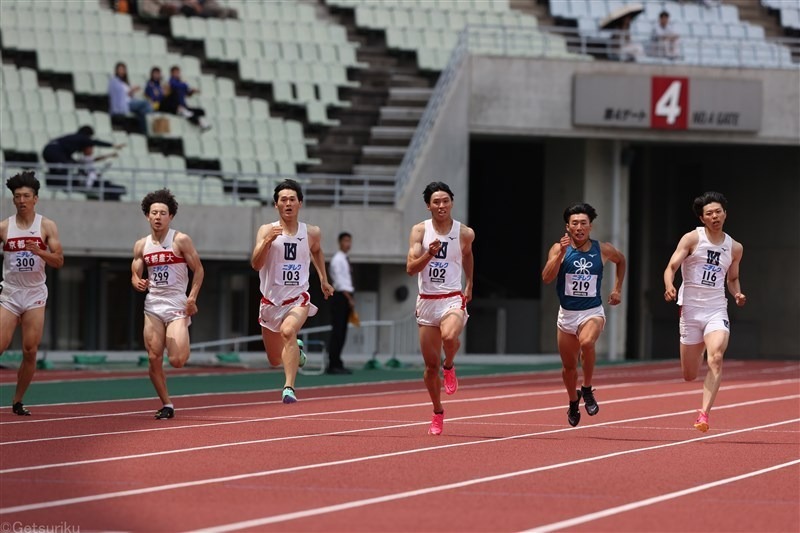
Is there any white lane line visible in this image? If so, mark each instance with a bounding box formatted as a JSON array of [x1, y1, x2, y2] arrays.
[[0, 397, 797, 515], [1, 392, 794, 475], [2, 360, 785, 419], [183, 418, 800, 533], [0, 380, 796, 446], [527, 459, 800, 533]]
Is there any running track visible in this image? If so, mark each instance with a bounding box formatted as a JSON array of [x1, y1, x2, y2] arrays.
[[0, 360, 798, 532]]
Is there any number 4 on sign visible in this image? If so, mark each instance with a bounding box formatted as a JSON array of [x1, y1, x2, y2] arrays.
[[651, 76, 688, 130]]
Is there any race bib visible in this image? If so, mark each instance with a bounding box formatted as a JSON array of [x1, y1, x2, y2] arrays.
[[150, 265, 175, 287], [278, 263, 302, 286], [697, 263, 722, 288], [8, 251, 40, 273], [565, 273, 597, 298]]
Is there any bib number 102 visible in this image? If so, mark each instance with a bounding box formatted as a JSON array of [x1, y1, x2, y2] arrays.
[[651, 77, 688, 130]]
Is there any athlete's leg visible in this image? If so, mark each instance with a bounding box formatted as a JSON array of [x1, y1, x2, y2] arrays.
[[419, 324, 444, 412], [13, 307, 45, 405], [276, 306, 310, 389], [165, 317, 191, 368], [439, 310, 465, 368], [679, 343, 706, 381], [144, 313, 170, 405], [700, 329, 729, 414], [575, 316, 604, 388], [557, 328, 581, 402], [0, 306, 20, 353]]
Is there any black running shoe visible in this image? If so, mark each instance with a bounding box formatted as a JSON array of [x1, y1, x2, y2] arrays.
[[567, 390, 582, 427], [581, 386, 599, 416], [154, 406, 174, 420], [12, 402, 30, 416]]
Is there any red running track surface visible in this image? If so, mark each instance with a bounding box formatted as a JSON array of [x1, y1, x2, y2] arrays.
[[0, 360, 798, 532]]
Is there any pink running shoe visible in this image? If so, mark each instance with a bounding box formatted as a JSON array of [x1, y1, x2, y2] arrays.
[[693, 410, 709, 433], [443, 365, 458, 395], [428, 412, 444, 435]]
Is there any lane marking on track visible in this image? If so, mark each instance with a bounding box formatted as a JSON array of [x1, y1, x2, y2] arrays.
[[1, 363, 794, 427], [0, 397, 797, 515], [1, 392, 796, 474], [526, 459, 800, 532], [1, 378, 796, 447], [180, 418, 799, 532]]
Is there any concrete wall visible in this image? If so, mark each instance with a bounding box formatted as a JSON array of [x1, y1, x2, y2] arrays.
[[468, 57, 800, 145], [0, 199, 405, 263]]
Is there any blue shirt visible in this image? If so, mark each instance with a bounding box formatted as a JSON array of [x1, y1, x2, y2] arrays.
[[556, 239, 604, 311], [168, 77, 191, 107]]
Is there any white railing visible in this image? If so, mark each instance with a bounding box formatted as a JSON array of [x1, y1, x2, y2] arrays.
[[0, 161, 396, 207]]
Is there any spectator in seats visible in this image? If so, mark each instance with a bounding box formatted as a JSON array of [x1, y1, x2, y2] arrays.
[[179, 0, 237, 18], [651, 11, 681, 59], [42, 126, 125, 190], [162, 65, 211, 131], [145, 67, 166, 111], [78, 146, 127, 201], [108, 61, 153, 135], [137, 0, 182, 18], [616, 14, 645, 62]]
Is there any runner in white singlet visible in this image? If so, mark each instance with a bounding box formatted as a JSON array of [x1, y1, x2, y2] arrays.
[[251, 179, 333, 404], [664, 191, 746, 433], [132, 189, 204, 420], [0, 171, 64, 416], [406, 182, 475, 436]]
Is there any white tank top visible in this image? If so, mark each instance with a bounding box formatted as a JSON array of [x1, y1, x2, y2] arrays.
[[2, 214, 47, 289], [259, 222, 312, 303], [678, 227, 733, 307], [418, 219, 463, 295], [143, 229, 189, 297]]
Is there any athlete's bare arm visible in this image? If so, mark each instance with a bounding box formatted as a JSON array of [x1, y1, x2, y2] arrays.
[[308, 224, 334, 299], [175, 232, 204, 315], [727, 240, 746, 307], [406, 222, 439, 276], [663, 230, 699, 302], [32, 217, 64, 269], [131, 237, 149, 292], [541, 233, 570, 284], [251, 223, 282, 271], [0, 218, 8, 246], [601, 241, 626, 305], [460, 224, 475, 302]]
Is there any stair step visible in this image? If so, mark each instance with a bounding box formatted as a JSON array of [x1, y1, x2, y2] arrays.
[[371, 126, 417, 141], [388, 87, 433, 101], [380, 106, 425, 121], [362, 145, 407, 158], [353, 164, 398, 176]]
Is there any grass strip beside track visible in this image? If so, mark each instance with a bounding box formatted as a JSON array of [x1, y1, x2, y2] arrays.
[[0, 363, 564, 405]]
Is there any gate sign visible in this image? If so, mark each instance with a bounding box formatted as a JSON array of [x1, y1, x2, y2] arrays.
[[573, 73, 762, 132]]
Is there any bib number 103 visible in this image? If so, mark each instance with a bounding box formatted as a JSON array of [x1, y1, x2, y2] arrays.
[[651, 77, 688, 130]]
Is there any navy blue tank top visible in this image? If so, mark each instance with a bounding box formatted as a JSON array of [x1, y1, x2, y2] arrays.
[[556, 240, 604, 310]]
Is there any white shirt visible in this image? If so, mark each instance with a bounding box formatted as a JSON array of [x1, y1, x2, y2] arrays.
[[418, 219, 463, 295], [330, 250, 354, 293], [678, 227, 733, 308]]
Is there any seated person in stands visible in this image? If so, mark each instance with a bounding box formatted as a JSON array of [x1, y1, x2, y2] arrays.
[[650, 11, 681, 59], [614, 14, 645, 62], [42, 126, 125, 191], [161, 65, 211, 131], [108, 61, 153, 135], [78, 146, 127, 201], [145, 67, 166, 111], [180, 0, 238, 18]]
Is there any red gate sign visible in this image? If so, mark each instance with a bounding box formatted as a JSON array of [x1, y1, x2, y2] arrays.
[[651, 77, 689, 130]]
